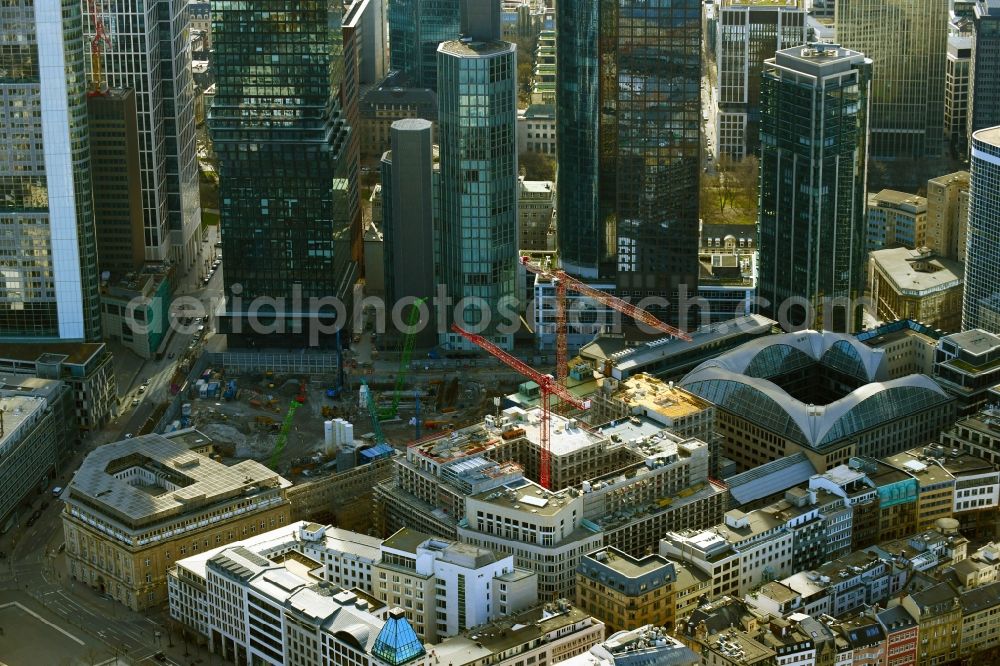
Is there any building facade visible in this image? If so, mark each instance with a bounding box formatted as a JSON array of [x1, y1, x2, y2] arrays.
[[964, 128, 1000, 333], [436, 13, 518, 348], [210, 0, 359, 344], [63, 434, 291, 610], [714, 0, 807, 161], [757, 44, 871, 333], [83, 0, 202, 270], [518, 179, 554, 251], [88, 88, 145, 274], [0, 376, 76, 530], [0, 343, 117, 430], [388, 0, 460, 90], [0, 0, 102, 342], [866, 190, 928, 252], [836, 0, 947, 160], [868, 248, 964, 332], [556, 0, 701, 323], [926, 171, 970, 263], [946, 34, 973, 158], [379, 118, 438, 348], [970, 0, 1000, 141]]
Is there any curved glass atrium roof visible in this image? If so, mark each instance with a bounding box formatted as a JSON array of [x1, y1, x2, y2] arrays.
[[680, 331, 951, 450]]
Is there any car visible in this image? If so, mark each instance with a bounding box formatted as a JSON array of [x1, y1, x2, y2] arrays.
[[52, 486, 63, 498], [138, 386, 146, 394], [168, 352, 175, 359], [26, 509, 41, 527], [124, 432, 133, 439], [203, 276, 211, 285], [131, 397, 140, 407], [153, 652, 167, 663]]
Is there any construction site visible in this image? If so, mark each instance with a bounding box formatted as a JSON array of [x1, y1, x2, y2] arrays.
[[164, 327, 539, 487]]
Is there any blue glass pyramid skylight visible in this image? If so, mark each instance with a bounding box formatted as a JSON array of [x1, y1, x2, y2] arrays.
[[371, 608, 425, 665]]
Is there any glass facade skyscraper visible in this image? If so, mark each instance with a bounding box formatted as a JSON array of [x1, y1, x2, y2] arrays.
[[0, 0, 102, 342], [715, 0, 807, 161], [437, 36, 518, 348], [556, 0, 701, 320], [82, 0, 202, 269], [836, 0, 947, 160], [389, 0, 461, 90], [970, 0, 1000, 140], [963, 127, 1000, 333], [758, 44, 871, 333], [211, 0, 358, 344]]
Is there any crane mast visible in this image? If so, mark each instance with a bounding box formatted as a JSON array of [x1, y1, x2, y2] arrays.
[[450, 323, 590, 489]]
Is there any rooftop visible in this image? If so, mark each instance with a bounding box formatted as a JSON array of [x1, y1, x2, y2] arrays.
[[581, 547, 675, 583], [438, 39, 515, 57], [606, 374, 713, 422], [0, 394, 48, 452], [870, 189, 928, 210], [0, 342, 105, 367], [973, 126, 1000, 148], [431, 602, 596, 662], [67, 433, 290, 528], [870, 248, 963, 295]]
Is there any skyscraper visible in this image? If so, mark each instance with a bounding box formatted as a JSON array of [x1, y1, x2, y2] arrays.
[[945, 33, 973, 158], [88, 88, 145, 274], [963, 127, 1000, 333], [380, 118, 438, 347], [437, 1, 517, 347], [211, 0, 359, 344], [389, 0, 461, 90], [82, 0, 202, 269], [714, 0, 807, 161], [0, 0, 102, 342], [836, 0, 947, 160], [969, 0, 1000, 139], [557, 0, 701, 322], [758, 44, 871, 333]]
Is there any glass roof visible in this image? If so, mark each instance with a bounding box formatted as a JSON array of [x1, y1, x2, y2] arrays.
[[745, 343, 815, 379], [371, 611, 425, 665]]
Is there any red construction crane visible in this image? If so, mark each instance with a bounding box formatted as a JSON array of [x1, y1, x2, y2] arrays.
[[86, 0, 111, 95], [520, 256, 693, 383], [450, 323, 590, 490]]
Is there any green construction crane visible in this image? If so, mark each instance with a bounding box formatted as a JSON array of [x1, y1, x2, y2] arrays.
[[379, 297, 425, 420], [362, 379, 386, 444], [270, 401, 300, 469]]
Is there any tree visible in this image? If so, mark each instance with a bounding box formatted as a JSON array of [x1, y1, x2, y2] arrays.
[[519, 152, 556, 181]]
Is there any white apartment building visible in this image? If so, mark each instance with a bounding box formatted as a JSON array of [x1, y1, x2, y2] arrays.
[[170, 524, 601, 666], [661, 508, 795, 598], [374, 528, 537, 643]]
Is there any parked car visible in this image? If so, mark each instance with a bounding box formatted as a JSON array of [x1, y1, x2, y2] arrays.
[[51, 486, 63, 498]]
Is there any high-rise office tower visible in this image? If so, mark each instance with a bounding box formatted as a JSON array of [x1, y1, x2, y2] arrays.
[[758, 44, 871, 333], [970, 1, 1000, 139], [349, 0, 388, 85], [380, 119, 438, 346], [389, 0, 461, 90], [557, 0, 701, 322], [0, 0, 102, 342], [714, 0, 807, 161], [88, 88, 145, 274], [82, 0, 202, 269], [211, 0, 359, 344], [963, 128, 1000, 333], [946, 33, 973, 158], [836, 0, 947, 160], [437, 0, 517, 348]]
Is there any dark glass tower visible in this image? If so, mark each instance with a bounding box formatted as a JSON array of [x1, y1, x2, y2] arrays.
[[758, 44, 871, 333], [556, 0, 701, 321], [211, 0, 358, 344], [389, 0, 461, 90], [970, 0, 1000, 138]]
